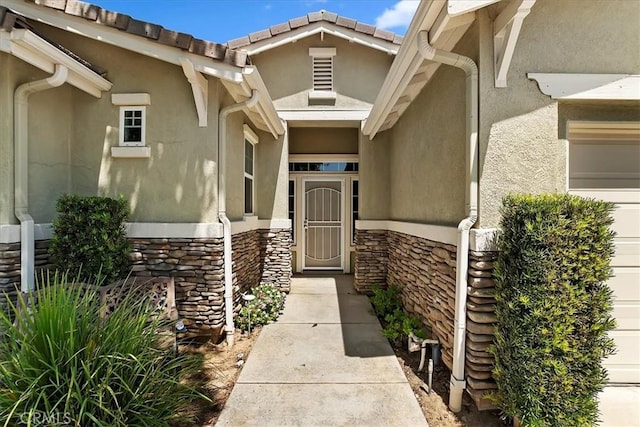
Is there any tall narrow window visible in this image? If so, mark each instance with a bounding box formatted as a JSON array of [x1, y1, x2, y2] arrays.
[[243, 125, 258, 215], [351, 179, 359, 245], [289, 179, 296, 244], [120, 107, 145, 146]]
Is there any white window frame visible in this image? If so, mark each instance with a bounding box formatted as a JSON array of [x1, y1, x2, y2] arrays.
[[118, 106, 146, 147], [111, 93, 151, 157], [351, 178, 359, 246], [244, 125, 259, 216]]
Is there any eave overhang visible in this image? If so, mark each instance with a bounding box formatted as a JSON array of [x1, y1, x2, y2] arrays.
[[0, 28, 111, 97]]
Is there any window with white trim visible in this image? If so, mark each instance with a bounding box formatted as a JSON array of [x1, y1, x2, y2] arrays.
[[244, 125, 258, 215], [119, 106, 146, 146], [111, 93, 151, 157], [309, 47, 336, 99]]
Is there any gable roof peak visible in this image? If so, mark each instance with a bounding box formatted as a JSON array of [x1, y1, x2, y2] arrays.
[[227, 10, 403, 52]]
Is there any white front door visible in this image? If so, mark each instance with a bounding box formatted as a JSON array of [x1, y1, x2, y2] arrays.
[[303, 179, 344, 270]]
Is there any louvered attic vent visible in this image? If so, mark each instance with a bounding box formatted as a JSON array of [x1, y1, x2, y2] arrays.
[[313, 56, 333, 91], [308, 47, 337, 104]]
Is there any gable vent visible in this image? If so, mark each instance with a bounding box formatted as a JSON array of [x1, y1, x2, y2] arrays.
[[313, 56, 333, 91], [309, 47, 336, 92]]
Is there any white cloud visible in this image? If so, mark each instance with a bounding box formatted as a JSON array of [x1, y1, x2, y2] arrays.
[[375, 0, 420, 30]]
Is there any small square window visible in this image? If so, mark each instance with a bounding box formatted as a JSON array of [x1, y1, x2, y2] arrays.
[[119, 106, 146, 147]]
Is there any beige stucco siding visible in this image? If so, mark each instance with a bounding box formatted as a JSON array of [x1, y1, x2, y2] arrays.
[[477, 0, 640, 227], [21, 24, 223, 224], [0, 52, 75, 225], [359, 129, 390, 220], [384, 24, 479, 226], [289, 127, 358, 154], [257, 129, 289, 220], [252, 33, 392, 109]]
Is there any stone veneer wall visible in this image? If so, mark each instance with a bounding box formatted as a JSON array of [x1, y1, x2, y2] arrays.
[[386, 232, 458, 371], [354, 229, 389, 293], [129, 237, 226, 337], [465, 250, 498, 410], [355, 228, 501, 411], [232, 230, 261, 314], [1, 229, 292, 338], [0, 240, 52, 314]]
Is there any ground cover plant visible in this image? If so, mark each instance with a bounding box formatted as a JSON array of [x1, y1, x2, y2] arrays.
[[236, 283, 286, 331], [490, 193, 616, 426], [370, 284, 428, 342], [0, 272, 203, 427], [49, 194, 131, 284]]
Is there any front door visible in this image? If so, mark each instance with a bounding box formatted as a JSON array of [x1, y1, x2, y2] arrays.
[[303, 179, 343, 269]]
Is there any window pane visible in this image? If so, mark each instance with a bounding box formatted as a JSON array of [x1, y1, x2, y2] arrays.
[[124, 110, 133, 118], [244, 177, 253, 214], [133, 110, 142, 118], [124, 127, 142, 142], [245, 140, 253, 175]]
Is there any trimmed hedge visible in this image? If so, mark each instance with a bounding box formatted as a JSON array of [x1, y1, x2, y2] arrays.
[[49, 195, 131, 284], [490, 194, 617, 426]]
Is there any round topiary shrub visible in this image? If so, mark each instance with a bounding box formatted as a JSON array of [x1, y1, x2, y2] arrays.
[[49, 195, 131, 284]]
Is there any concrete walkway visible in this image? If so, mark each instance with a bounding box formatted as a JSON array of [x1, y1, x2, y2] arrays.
[[216, 275, 428, 427]]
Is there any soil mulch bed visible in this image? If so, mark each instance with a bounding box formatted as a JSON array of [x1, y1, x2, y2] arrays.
[[394, 343, 507, 426]]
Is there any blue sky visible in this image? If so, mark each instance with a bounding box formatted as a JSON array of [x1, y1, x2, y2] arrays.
[[92, 1, 419, 43]]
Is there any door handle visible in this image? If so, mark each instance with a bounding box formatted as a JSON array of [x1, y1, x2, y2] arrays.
[[304, 219, 308, 230]]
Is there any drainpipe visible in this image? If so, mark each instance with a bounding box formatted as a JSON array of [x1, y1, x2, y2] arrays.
[[218, 90, 259, 347], [416, 31, 479, 413], [14, 64, 69, 293]]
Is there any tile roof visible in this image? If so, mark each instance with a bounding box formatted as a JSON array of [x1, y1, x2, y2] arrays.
[[227, 10, 404, 50], [14, 0, 249, 67], [0, 5, 106, 75]]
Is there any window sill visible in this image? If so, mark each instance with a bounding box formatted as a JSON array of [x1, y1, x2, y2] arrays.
[[111, 146, 151, 158]]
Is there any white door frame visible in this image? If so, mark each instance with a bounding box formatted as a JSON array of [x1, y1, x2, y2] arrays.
[[301, 177, 346, 270]]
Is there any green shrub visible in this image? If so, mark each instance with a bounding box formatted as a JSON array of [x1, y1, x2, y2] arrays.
[[49, 195, 131, 284], [489, 193, 617, 426], [236, 283, 286, 331], [0, 272, 203, 426], [370, 285, 428, 341]]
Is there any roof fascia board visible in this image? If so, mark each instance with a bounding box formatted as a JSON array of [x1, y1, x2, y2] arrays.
[[363, 0, 446, 137], [447, 0, 502, 16], [279, 110, 370, 121], [242, 66, 285, 137], [3, 0, 244, 83], [528, 73, 640, 100], [0, 29, 111, 97], [242, 22, 399, 55], [494, 0, 535, 87]]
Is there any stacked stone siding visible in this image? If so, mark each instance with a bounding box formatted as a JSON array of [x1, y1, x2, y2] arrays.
[[0, 240, 52, 314], [465, 250, 498, 410], [129, 237, 226, 337], [232, 230, 261, 313], [386, 232, 458, 370], [258, 229, 292, 292], [354, 229, 388, 293], [3, 229, 291, 338]]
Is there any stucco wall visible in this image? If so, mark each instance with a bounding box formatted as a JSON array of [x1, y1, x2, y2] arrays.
[[384, 24, 479, 226], [289, 127, 358, 154], [252, 33, 393, 109], [359, 129, 390, 220], [0, 52, 76, 225], [25, 23, 222, 224], [477, 0, 640, 226], [257, 130, 289, 220]]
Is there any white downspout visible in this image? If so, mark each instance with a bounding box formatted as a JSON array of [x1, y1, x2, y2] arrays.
[[218, 90, 259, 347], [14, 64, 69, 293], [416, 31, 479, 413]]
